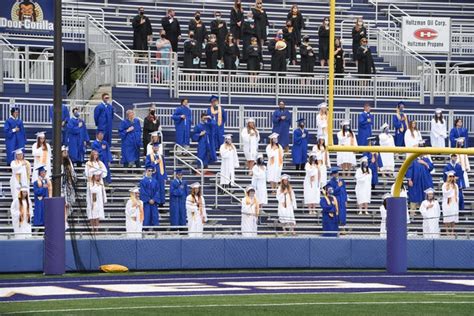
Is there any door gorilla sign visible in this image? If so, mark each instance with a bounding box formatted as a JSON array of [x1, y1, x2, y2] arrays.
[[0, 0, 54, 33]]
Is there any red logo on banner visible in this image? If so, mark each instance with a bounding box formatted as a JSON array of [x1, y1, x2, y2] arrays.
[[413, 28, 438, 40]]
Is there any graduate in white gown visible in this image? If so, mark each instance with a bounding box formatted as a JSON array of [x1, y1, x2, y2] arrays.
[[87, 170, 107, 233], [219, 134, 240, 188], [31, 132, 52, 183], [241, 118, 260, 173], [404, 120, 422, 158], [355, 157, 372, 215], [10, 186, 32, 239], [378, 123, 395, 175], [266, 133, 284, 191], [10, 149, 31, 200], [419, 188, 441, 239], [442, 170, 459, 236], [336, 120, 357, 176], [430, 109, 447, 148], [304, 152, 321, 215], [241, 186, 259, 237], [277, 174, 297, 234], [251, 154, 268, 206], [312, 136, 331, 169], [146, 131, 163, 156], [125, 187, 144, 238], [186, 182, 207, 237], [379, 193, 391, 238], [455, 137, 470, 188], [316, 102, 328, 144]]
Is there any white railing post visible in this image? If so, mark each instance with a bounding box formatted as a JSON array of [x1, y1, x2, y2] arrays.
[[25, 46, 30, 93], [0, 46, 4, 94], [85, 16, 89, 61], [111, 49, 116, 87], [148, 50, 152, 98], [419, 73, 424, 105], [373, 75, 378, 107], [239, 105, 245, 145], [430, 62, 435, 104], [275, 72, 280, 102]]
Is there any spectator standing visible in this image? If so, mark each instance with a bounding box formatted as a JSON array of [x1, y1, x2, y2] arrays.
[[335, 38, 345, 76], [242, 11, 257, 62], [300, 35, 315, 74], [169, 169, 188, 228], [142, 106, 160, 156], [223, 33, 240, 70], [183, 31, 200, 69], [125, 187, 144, 238], [321, 184, 339, 237], [161, 9, 181, 53], [247, 37, 262, 73], [287, 4, 305, 46], [210, 11, 228, 60], [33, 166, 52, 227], [205, 34, 219, 69], [379, 123, 395, 176], [283, 20, 297, 65], [430, 108, 447, 148], [292, 118, 309, 172], [318, 17, 330, 66], [277, 174, 297, 235], [241, 118, 260, 172], [356, 38, 376, 76], [192, 113, 217, 170], [132, 7, 153, 52], [188, 11, 207, 57], [252, 0, 269, 47], [352, 18, 367, 62], [230, 0, 244, 45], [155, 30, 173, 81]]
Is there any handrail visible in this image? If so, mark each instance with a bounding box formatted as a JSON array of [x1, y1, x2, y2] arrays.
[[112, 99, 125, 121], [173, 144, 204, 188], [214, 172, 246, 208], [87, 15, 132, 54], [387, 3, 411, 25]]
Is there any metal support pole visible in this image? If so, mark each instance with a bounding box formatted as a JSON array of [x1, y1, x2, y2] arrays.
[[327, 0, 336, 146], [419, 73, 424, 105], [53, 0, 63, 197], [373, 75, 377, 107], [430, 62, 435, 105], [275, 72, 280, 103], [25, 46, 30, 93], [85, 16, 89, 62], [148, 50, 152, 98], [0, 45, 4, 94], [386, 197, 407, 274], [111, 50, 116, 87]]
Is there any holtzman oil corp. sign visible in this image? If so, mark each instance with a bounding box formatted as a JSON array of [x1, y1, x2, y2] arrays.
[[0, 0, 54, 33], [402, 16, 451, 53]]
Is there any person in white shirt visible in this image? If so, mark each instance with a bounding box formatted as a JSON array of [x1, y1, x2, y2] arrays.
[[251, 154, 268, 207], [241, 186, 259, 237], [125, 187, 144, 238], [266, 133, 284, 192], [87, 170, 107, 233], [442, 170, 459, 236], [315, 151, 328, 188], [31, 131, 51, 183], [304, 153, 321, 215], [355, 157, 372, 215], [378, 123, 395, 176], [379, 193, 391, 238], [10, 149, 31, 200], [430, 108, 447, 148], [146, 131, 163, 156], [312, 136, 331, 168], [404, 120, 422, 158], [241, 118, 260, 173], [186, 182, 207, 237], [419, 188, 441, 239], [336, 120, 357, 176], [316, 102, 328, 144], [277, 174, 297, 234], [219, 134, 240, 189], [10, 186, 32, 239]]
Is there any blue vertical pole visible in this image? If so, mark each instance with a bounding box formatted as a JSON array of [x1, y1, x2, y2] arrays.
[[386, 197, 408, 274], [44, 197, 65, 275]]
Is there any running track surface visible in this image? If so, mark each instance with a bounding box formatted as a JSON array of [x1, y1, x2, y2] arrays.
[[0, 272, 473, 302]]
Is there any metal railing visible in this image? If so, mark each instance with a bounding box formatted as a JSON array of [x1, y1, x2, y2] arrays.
[[214, 172, 246, 208], [173, 144, 204, 188]]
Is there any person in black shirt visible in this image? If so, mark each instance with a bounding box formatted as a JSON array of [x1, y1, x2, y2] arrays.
[[268, 31, 287, 73], [318, 17, 330, 67], [132, 7, 153, 52], [252, 1, 269, 48], [242, 11, 257, 62], [188, 11, 207, 57], [287, 4, 305, 46], [230, 0, 244, 45], [352, 17, 367, 62], [356, 38, 376, 77], [300, 35, 315, 74], [183, 31, 200, 69], [206, 34, 219, 69], [223, 33, 240, 70], [283, 20, 297, 65], [335, 37, 345, 77], [210, 11, 228, 60], [161, 9, 181, 53], [247, 36, 262, 73], [142, 106, 160, 156]]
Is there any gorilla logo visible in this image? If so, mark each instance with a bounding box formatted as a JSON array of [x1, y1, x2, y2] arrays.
[[11, 0, 44, 22]]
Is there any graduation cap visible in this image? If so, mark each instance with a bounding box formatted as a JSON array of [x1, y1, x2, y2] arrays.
[[257, 153, 264, 159], [175, 169, 184, 174], [96, 129, 104, 134], [455, 137, 465, 144], [129, 187, 140, 193], [435, 108, 443, 114], [330, 167, 341, 175], [61, 145, 68, 151], [297, 118, 305, 123], [209, 95, 219, 102], [360, 156, 368, 163], [245, 185, 255, 192], [190, 182, 201, 189], [224, 134, 233, 140], [382, 193, 392, 200], [149, 131, 160, 137], [35, 131, 46, 138], [268, 133, 279, 139], [36, 165, 46, 174], [380, 123, 389, 130], [280, 174, 290, 181], [10, 106, 19, 114], [397, 101, 405, 107], [341, 120, 350, 126], [445, 170, 456, 176], [318, 102, 328, 109], [20, 186, 29, 193], [367, 136, 377, 143], [246, 118, 255, 124], [12, 148, 24, 155], [424, 188, 435, 195]]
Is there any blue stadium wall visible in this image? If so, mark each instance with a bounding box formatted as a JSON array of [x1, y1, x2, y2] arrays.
[[0, 238, 473, 272]]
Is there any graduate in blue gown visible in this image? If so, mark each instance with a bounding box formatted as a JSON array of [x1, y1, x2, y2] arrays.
[[145, 143, 168, 206], [363, 137, 383, 189], [192, 113, 217, 169], [172, 98, 193, 147], [321, 184, 339, 237], [292, 118, 309, 171], [206, 95, 227, 149], [169, 169, 189, 227], [4, 107, 26, 164], [67, 107, 90, 167], [449, 118, 469, 148], [94, 93, 115, 145], [357, 103, 373, 146], [49, 104, 70, 145], [91, 130, 113, 184], [406, 153, 434, 214], [443, 154, 465, 210], [33, 166, 51, 226], [393, 102, 408, 147], [327, 167, 348, 230], [139, 166, 161, 227], [119, 110, 142, 168], [272, 101, 292, 149]]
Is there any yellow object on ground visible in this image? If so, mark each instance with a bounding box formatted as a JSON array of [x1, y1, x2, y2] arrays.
[[100, 264, 129, 273]]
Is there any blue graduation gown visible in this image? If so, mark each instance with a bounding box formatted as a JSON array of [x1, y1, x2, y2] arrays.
[[393, 113, 408, 147], [328, 177, 348, 225], [169, 178, 189, 226], [449, 127, 468, 148], [206, 107, 227, 149], [49, 105, 70, 145], [33, 178, 49, 226], [66, 117, 90, 163], [292, 128, 309, 165], [172, 105, 192, 146], [272, 109, 292, 148], [4, 117, 26, 164], [192, 121, 217, 167], [145, 154, 168, 204], [91, 139, 113, 183], [119, 118, 142, 164], [363, 152, 383, 186], [139, 176, 160, 226], [94, 102, 115, 144], [357, 112, 373, 146], [406, 158, 434, 204], [321, 196, 339, 237], [443, 162, 465, 210]]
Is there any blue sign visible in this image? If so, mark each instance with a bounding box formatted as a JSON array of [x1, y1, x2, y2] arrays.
[[0, 0, 54, 33]]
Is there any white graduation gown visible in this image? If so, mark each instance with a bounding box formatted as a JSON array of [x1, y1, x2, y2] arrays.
[[316, 113, 328, 144], [318, 164, 328, 187], [419, 200, 441, 238], [219, 144, 240, 185], [379, 205, 387, 238], [85, 161, 108, 212], [241, 128, 260, 161], [378, 132, 395, 171], [304, 163, 320, 205], [186, 195, 207, 237], [457, 154, 470, 188], [125, 200, 143, 238], [146, 143, 163, 156], [31, 143, 52, 182], [277, 189, 297, 224], [441, 183, 459, 223], [404, 130, 422, 148], [266, 144, 283, 182], [336, 131, 357, 165], [87, 183, 106, 220], [355, 168, 372, 204], [10, 160, 31, 200], [241, 197, 258, 237], [10, 199, 32, 239], [312, 146, 332, 168], [251, 165, 268, 204], [430, 119, 447, 148]]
